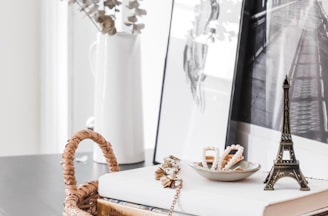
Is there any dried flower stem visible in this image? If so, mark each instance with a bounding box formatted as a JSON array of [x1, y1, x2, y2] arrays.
[[65, 0, 146, 35], [74, 0, 102, 32]]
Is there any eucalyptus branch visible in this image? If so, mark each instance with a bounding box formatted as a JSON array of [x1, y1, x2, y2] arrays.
[[75, 0, 102, 32], [64, 0, 146, 35]]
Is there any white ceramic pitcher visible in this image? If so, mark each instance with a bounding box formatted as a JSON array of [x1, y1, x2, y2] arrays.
[[89, 32, 145, 164]]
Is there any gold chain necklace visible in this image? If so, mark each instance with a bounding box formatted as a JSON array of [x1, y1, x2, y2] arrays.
[[155, 155, 183, 215]]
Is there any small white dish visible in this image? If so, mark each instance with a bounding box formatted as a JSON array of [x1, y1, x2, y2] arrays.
[[190, 161, 261, 182]]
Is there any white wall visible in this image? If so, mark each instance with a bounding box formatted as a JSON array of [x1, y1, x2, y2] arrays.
[[141, 1, 172, 149], [69, 1, 172, 151], [0, 1, 41, 156], [0, 0, 172, 156], [69, 5, 98, 152], [237, 122, 328, 180], [39, 1, 70, 154]]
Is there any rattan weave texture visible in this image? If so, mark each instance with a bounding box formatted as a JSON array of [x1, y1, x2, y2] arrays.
[[62, 129, 120, 216]]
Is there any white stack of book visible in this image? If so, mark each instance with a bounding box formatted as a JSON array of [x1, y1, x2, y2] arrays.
[[97, 162, 328, 216]]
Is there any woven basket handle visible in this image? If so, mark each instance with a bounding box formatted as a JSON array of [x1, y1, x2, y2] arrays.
[[62, 129, 120, 194]]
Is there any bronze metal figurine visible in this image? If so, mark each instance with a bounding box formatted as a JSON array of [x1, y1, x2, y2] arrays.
[[264, 76, 310, 191]]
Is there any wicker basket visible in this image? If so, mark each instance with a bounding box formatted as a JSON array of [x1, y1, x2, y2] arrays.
[[62, 129, 120, 216]]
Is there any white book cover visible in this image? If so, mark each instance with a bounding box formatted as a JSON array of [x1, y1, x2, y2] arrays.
[[98, 162, 328, 216]]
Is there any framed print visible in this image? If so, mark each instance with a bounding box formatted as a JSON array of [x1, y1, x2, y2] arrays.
[[153, 0, 246, 163], [227, 0, 328, 179]]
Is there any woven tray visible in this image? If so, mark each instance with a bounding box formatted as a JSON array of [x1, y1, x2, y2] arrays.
[[62, 129, 120, 216]]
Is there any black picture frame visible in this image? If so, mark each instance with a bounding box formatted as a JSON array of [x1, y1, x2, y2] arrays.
[[227, 0, 328, 179], [153, 0, 247, 164]]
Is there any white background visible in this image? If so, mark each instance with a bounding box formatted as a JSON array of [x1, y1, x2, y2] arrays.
[[0, 0, 172, 156], [1, 1, 328, 157]]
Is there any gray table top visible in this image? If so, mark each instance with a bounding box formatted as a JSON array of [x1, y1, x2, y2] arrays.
[[0, 151, 153, 216]]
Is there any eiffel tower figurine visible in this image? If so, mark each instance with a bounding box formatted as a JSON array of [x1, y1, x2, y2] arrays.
[[264, 76, 310, 191]]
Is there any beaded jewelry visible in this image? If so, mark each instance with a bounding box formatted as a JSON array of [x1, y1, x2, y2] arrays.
[[202, 146, 220, 170], [200, 144, 245, 171], [217, 144, 244, 170]]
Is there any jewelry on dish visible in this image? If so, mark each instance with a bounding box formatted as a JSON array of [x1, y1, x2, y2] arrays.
[[202, 146, 220, 170], [217, 144, 244, 171]]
